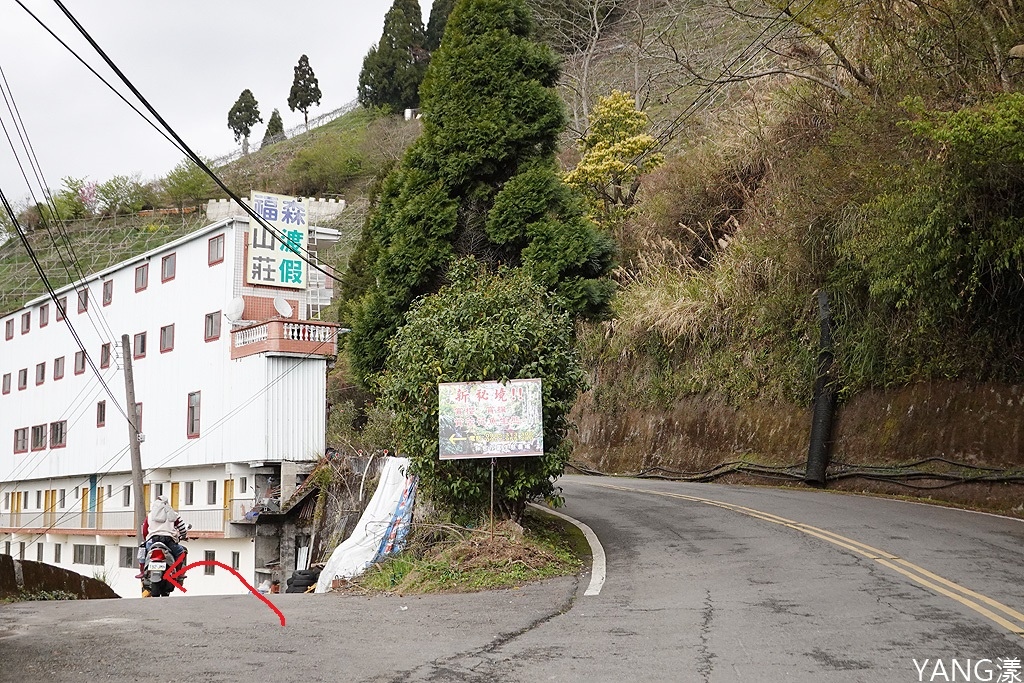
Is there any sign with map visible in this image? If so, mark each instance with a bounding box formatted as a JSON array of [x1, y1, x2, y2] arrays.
[[244, 191, 308, 290], [438, 379, 543, 459]]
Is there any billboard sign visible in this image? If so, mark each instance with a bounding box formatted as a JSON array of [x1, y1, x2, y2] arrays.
[[438, 379, 543, 459], [244, 191, 309, 290]]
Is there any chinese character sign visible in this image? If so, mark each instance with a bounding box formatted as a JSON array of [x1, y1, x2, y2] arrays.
[[438, 379, 543, 459], [244, 191, 308, 289]]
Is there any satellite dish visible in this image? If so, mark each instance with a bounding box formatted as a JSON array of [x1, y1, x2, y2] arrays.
[[224, 296, 245, 323], [273, 296, 293, 318]]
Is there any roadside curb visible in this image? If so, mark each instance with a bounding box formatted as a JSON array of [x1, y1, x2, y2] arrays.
[[527, 503, 605, 596]]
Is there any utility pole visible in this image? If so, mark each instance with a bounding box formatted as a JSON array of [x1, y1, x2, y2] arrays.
[[122, 334, 146, 545]]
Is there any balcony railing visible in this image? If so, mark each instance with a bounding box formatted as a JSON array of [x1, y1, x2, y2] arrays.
[[230, 319, 338, 360], [0, 505, 248, 535]]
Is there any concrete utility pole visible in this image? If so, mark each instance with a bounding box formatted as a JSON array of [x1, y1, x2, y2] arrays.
[[122, 334, 146, 545]]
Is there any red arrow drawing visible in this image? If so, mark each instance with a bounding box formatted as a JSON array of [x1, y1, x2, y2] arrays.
[[165, 555, 286, 626]]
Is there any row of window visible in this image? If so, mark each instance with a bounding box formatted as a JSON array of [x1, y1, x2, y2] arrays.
[[3, 234, 226, 342], [12, 421, 67, 453], [1, 313, 223, 396], [1, 541, 239, 573]]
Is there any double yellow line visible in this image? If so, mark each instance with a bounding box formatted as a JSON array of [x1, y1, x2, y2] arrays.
[[596, 482, 1024, 641]]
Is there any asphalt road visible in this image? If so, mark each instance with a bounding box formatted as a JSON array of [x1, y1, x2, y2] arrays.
[[2, 475, 1022, 682]]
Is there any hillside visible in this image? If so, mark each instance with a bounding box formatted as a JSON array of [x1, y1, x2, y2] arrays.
[[2, 0, 1022, 512]]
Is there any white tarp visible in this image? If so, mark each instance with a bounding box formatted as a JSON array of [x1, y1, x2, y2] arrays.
[[315, 456, 414, 593]]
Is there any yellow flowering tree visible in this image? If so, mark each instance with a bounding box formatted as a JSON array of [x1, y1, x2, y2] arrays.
[[564, 90, 664, 221]]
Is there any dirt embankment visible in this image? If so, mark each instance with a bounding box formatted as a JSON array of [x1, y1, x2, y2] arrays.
[[570, 381, 1024, 516]]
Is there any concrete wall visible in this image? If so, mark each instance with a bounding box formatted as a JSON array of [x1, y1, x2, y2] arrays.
[[0, 554, 118, 599]]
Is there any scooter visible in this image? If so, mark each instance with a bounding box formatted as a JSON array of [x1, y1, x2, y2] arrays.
[[141, 526, 189, 598]]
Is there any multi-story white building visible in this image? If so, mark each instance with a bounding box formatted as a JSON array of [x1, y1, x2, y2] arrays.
[[0, 196, 344, 597]]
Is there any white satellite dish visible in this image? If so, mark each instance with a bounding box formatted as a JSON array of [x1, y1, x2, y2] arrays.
[[273, 296, 293, 318], [224, 296, 245, 323]]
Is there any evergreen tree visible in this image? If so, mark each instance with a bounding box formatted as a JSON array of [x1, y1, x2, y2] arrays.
[[227, 89, 262, 155], [357, 0, 428, 112], [287, 55, 322, 129], [262, 109, 286, 148], [345, 0, 615, 384], [425, 0, 456, 51]]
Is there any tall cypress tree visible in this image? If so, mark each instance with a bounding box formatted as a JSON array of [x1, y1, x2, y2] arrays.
[[357, 0, 428, 112], [425, 0, 456, 51], [345, 0, 615, 384], [288, 54, 322, 128]]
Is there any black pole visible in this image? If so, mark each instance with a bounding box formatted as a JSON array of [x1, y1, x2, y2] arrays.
[[805, 291, 836, 487]]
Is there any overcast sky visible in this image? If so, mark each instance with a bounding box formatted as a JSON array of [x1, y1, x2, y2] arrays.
[[0, 1, 434, 207]]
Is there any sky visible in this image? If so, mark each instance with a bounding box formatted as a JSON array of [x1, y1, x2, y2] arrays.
[[0, 0, 434, 208]]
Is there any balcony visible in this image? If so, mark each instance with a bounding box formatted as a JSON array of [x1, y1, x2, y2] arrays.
[[0, 503, 253, 538], [230, 319, 338, 360]]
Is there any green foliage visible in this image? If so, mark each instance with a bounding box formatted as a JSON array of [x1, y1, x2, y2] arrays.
[[346, 0, 615, 384], [97, 175, 151, 216], [53, 176, 96, 220], [162, 158, 213, 210], [376, 262, 586, 520], [227, 89, 262, 150], [262, 109, 286, 147], [425, 0, 456, 51], [564, 90, 664, 222], [288, 55, 322, 127], [288, 133, 365, 196], [358, 0, 429, 112]]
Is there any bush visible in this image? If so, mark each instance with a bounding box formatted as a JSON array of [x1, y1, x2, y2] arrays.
[[376, 261, 586, 521]]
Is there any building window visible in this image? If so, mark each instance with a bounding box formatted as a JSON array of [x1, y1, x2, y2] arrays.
[[18, 368, 27, 390], [102, 280, 113, 306], [208, 234, 225, 265], [204, 550, 216, 575], [231, 551, 240, 570], [21, 311, 30, 334], [53, 356, 64, 380], [55, 296, 67, 321], [50, 421, 67, 448], [4, 541, 9, 555], [135, 264, 149, 292], [18, 542, 25, 560], [96, 401, 106, 427], [204, 312, 221, 341], [239, 476, 247, 494], [207, 480, 217, 505], [160, 324, 174, 353], [74, 350, 86, 375], [73, 544, 105, 566], [2, 373, 9, 394], [119, 546, 136, 568], [133, 332, 147, 359], [14, 428, 28, 453], [59, 489, 66, 508], [161, 253, 176, 282], [54, 543, 62, 563], [35, 490, 42, 508], [122, 484, 131, 507], [39, 303, 49, 327], [35, 362, 45, 385], [36, 543, 44, 562], [77, 288, 88, 313], [4, 319, 12, 340], [100, 342, 111, 368], [30, 424, 47, 451], [184, 481, 194, 506], [187, 391, 201, 438]]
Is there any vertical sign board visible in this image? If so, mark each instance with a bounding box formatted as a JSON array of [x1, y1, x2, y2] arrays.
[[438, 379, 544, 459], [244, 191, 309, 290]]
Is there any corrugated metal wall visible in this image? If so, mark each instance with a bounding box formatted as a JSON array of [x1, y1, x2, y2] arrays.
[[264, 356, 326, 461]]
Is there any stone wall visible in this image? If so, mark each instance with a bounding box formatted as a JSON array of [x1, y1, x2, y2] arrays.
[[0, 555, 119, 599]]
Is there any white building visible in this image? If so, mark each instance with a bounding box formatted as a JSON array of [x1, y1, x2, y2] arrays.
[[0, 196, 344, 597]]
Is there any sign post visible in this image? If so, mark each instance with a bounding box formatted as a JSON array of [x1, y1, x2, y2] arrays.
[[437, 379, 544, 537]]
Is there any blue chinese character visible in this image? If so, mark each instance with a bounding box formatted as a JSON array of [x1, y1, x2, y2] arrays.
[[281, 200, 307, 225], [255, 195, 279, 221]]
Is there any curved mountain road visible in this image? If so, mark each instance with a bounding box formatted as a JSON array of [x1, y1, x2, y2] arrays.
[[1, 475, 1022, 682]]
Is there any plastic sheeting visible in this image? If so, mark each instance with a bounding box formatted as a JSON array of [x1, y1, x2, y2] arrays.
[[315, 456, 417, 593]]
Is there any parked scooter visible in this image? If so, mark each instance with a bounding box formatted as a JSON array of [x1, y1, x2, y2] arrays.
[[141, 525, 190, 598]]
